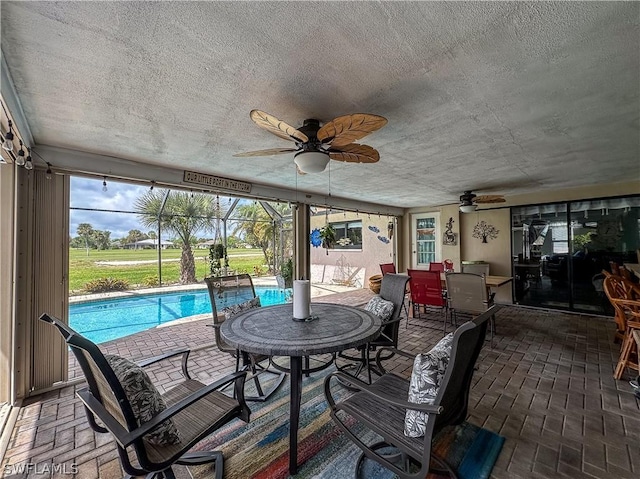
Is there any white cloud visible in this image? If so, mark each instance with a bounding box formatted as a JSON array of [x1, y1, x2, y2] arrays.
[[69, 177, 240, 241]]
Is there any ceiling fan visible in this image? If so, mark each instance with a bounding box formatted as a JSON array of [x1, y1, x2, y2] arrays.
[[234, 110, 387, 174], [459, 190, 506, 213]]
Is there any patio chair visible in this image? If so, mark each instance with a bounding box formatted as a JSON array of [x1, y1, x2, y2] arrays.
[[461, 262, 490, 276], [407, 269, 447, 332], [39, 313, 250, 479], [611, 299, 640, 380], [205, 274, 285, 402], [445, 272, 495, 344], [603, 275, 640, 344], [338, 273, 410, 384], [428, 262, 444, 273], [380, 262, 409, 318], [380, 263, 397, 275], [325, 306, 498, 479]]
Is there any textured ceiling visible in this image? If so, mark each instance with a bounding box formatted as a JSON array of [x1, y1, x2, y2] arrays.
[[1, 1, 638, 208]]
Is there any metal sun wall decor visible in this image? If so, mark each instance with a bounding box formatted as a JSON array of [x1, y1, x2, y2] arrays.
[[310, 228, 322, 248], [472, 220, 499, 243], [443, 217, 457, 246]]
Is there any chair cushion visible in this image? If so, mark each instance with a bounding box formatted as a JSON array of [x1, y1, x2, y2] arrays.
[[222, 296, 261, 320], [364, 296, 395, 321], [404, 333, 454, 437], [105, 355, 181, 446]]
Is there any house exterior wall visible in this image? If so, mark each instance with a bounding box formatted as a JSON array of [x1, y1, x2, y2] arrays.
[[310, 212, 394, 288]]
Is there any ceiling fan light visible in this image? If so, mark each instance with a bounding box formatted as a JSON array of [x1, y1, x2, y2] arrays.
[[294, 151, 330, 174], [459, 204, 477, 213]]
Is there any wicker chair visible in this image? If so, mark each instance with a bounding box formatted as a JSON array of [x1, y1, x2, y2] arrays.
[[39, 313, 250, 479], [205, 274, 285, 402], [611, 298, 640, 380], [603, 275, 640, 344], [338, 273, 410, 384], [325, 306, 498, 479]]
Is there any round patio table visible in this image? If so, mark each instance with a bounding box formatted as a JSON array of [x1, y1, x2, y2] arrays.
[[220, 303, 381, 475]]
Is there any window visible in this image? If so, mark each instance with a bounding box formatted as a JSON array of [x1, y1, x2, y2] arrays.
[[331, 221, 362, 249], [549, 221, 569, 254]]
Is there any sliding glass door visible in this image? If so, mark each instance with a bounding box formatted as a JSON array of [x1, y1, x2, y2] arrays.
[[511, 195, 640, 314]]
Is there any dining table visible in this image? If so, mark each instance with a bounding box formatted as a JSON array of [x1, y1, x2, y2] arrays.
[[220, 302, 382, 475], [434, 272, 513, 288]]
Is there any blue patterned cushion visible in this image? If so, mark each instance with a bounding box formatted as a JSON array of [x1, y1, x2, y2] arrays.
[[106, 355, 181, 446], [222, 296, 261, 320], [364, 296, 395, 321], [404, 333, 454, 437]]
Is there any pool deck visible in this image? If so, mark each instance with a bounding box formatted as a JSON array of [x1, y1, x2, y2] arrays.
[[2, 290, 638, 479]]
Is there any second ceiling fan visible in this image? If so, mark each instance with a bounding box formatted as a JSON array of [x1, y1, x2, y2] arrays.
[[459, 190, 506, 213], [234, 110, 387, 173]]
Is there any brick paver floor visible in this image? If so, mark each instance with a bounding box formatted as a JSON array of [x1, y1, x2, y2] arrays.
[[1, 290, 639, 478]]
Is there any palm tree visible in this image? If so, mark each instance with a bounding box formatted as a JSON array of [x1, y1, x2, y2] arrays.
[[233, 202, 291, 272], [135, 190, 218, 284], [76, 223, 94, 257]]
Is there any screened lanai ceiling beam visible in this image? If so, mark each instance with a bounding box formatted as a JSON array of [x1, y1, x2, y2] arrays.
[[224, 198, 240, 222], [33, 145, 404, 217], [260, 201, 282, 222]]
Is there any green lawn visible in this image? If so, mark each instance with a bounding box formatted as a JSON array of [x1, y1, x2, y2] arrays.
[[69, 247, 266, 294]]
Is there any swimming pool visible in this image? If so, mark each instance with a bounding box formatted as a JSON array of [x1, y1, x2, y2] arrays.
[[69, 287, 288, 344]]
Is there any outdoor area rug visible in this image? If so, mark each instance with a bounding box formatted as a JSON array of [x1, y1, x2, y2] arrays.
[[192, 369, 504, 479]]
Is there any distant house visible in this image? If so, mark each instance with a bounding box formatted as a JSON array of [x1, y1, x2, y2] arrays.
[[124, 238, 174, 250], [196, 239, 217, 249]]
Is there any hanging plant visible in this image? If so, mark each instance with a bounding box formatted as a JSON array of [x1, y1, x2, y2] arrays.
[[207, 243, 226, 277], [320, 224, 337, 249]]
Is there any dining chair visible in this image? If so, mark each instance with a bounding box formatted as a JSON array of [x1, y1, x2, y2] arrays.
[[611, 299, 640, 380], [603, 275, 640, 344], [205, 274, 285, 402], [380, 262, 397, 275], [461, 263, 490, 276], [428, 262, 444, 273], [407, 269, 447, 332], [39, 313, 250, 479], [445, 272, 495, 344], [325, 306, 498, 479]]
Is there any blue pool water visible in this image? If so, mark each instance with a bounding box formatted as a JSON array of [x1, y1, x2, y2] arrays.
[[69, 287, 288, 344]]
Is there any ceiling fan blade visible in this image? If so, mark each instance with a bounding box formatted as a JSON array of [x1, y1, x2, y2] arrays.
[[474, 195, 506, 204], [329, 143, 380, 163], [317, 113, 387, 147], [233, 148, 298, 157], [249, 110, 309, 143]]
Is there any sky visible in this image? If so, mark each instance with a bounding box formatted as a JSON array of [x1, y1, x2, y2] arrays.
[[69, 177, 237, 241]]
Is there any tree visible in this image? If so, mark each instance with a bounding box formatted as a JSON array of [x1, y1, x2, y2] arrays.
[[92, 230, 112, 250], [472, 221, 499, 243], [233, 202, 291, 273], [125, 229, 148, 245], [77, 223, 94, 257], [135, 190, 218, 284]]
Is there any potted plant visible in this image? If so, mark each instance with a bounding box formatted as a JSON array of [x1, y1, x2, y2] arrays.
[[320, 224, 337, 249]]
